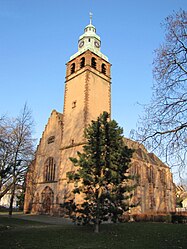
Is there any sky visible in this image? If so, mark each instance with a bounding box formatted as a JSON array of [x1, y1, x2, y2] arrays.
[[0, 0, 187, 181]]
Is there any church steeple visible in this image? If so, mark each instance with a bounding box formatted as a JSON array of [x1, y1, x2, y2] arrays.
[[70, 14, 108, 61]]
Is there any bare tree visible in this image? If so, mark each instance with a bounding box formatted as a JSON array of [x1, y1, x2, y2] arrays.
[[134, 10, 187, 175], [0, 104, 36, 214], [0, 115, 14, 197]]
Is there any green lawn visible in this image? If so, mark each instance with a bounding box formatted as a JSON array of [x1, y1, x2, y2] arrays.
[[0, 216, 186, 249]]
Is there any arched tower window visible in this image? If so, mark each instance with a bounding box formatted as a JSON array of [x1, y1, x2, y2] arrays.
[[101, 63, 106, 74], [44, 157, 56, 182], [91, 57, 97, 69], [71, 63, 75, 74], [80, 57, 85, 69]]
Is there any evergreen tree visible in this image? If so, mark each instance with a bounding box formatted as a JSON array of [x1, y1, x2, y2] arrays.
[[65, 112, 134, 233]]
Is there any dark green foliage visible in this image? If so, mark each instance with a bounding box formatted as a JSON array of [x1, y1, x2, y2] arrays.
[[64, 112, 134, 232], [171, 213, 187, 223]]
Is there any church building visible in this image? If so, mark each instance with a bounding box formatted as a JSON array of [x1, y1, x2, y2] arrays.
[[24, 16, 176, 215]]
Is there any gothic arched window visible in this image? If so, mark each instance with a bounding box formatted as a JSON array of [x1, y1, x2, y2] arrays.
[[147, 166, 154, 183], [71, 63, 75, 74], [91, 57, 97, 69], [160, 169, 166, 185], [44, 157, 56, 182], [80, 57, 85, 69], [101, 63, 106, 74]]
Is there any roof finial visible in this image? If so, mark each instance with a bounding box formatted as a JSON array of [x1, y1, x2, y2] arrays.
[[89, 12, 93, 24]]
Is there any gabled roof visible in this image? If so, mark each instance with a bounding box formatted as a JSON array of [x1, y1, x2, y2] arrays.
[[123, 137, 168, 168], [36, 109, 63, 152]]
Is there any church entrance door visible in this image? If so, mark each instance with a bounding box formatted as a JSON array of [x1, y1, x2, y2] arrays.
[[43, 196, 51, 214], [41, 186, 54, 214]]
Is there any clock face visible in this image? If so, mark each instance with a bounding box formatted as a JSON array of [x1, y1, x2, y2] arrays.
[[94, 41, 100, 48], [79, 41, 84, 48]]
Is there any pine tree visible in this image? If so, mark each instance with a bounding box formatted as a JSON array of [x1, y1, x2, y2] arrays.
[[64, 112, 134, 233]]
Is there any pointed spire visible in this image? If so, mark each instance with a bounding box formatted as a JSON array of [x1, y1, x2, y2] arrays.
[[89, 12, 93, 25]]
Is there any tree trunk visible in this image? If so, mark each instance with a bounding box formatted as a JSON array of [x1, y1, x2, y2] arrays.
[[9, 184, 16, 216], [94, 193, 100, 233], [94, 218, 100, 233]]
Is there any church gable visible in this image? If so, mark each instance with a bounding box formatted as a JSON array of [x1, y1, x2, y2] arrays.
[[24, 110, 64, 214], [34, 110, 63, 184], [37, 110, 63, 154]]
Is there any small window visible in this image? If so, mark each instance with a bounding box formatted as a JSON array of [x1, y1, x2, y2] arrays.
[[72, 100, 77, 109], [47, 136, 55, 144], [71, 63, 75, 74], [80, 57, 85, 68], [101, 63, 106, 74], [88, 38, 90, 42], [91, 57, 97, 69]]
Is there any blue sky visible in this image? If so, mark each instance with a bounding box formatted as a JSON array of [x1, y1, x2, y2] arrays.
[[0, 0, 186, 142]]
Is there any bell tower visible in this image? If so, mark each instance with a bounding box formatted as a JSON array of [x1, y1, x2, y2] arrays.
[[60, 15, 111, 180]]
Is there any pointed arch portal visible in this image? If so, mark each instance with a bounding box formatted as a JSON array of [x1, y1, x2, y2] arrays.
[[41, 186, 54, 214]]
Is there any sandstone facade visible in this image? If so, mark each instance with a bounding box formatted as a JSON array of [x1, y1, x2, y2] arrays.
[[124, 138, 175, 213]]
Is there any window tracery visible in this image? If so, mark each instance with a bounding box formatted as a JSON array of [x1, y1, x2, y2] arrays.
[[44, 157, 56, 182]]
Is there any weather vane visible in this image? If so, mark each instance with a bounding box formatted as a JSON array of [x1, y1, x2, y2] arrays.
[[89, 12, 93, 24]]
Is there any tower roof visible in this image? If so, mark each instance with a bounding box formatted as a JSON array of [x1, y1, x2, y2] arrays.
[[79, 23, 100, 41], [70, 14, 108, 61]]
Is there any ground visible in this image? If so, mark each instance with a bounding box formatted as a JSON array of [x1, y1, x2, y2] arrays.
[[0, 213, 187, 249]]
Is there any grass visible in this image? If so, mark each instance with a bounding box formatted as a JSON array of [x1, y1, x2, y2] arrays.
[[0, 216, 187, 249]]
